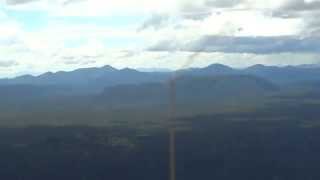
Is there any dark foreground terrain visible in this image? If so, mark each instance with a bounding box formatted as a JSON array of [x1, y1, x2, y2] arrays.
[[1, 103, 320, 180]]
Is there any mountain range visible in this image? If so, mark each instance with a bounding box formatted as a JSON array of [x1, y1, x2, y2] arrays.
[[1, 63, 320, 126], [0, 64, 320, 105], [2, 63, 320, 90], [1, 63, 320, 101]]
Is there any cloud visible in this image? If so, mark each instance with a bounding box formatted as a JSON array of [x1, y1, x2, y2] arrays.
[[138, 14, 170, 31], [280, 0, 320, 11], [179, 0, 244, 12], [302, 11, 320, 36], [0, 60, 18, 67], [1, 0, 320, 77], [269, 10, 301, 19], [109, 50, 320, 70], [205, 0, 244, 8], [61, 56, 76, 60], [268, 0, 320, 22], [62, 0, 86, 6], [181, 11, 212, 20], [148, 35, 320, 54], [0, 37, 20, 46], [5, 0, 38, 5], [4, 0, 84, 6], [63, 58, 96, 65], [116, 50, 137, 58], [264, 0, 320, 37], [175, 0, 244, 20]]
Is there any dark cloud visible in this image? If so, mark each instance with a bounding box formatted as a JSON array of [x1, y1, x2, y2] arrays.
[[5, 0, 38, 5], [269, 10, 302, 19], [5, 0, 85, 5], [270, 1, 320, 18], [0, 60, 18, 67], [62, 0, 86, 6], [178, 3, 212, 20], [280, 0, 320, 11], [301, 11, 320, 36], [61, 56, 76, 60], [177, 0, 247, 20], [205, 0, 244, 8], [81, 55, 103, 59], [305, 24, 320, 36], [138, 14, 170, 31], [182, 12, 212, 20], [148, 35, 320, 54], [61, 55, 100, 65], [63, 59, 96, 65], [65, 60, 96, 65], [117, 50, 137, 59], [61, 56, 78, 65], [266, 1, 320, 37], [62, 60, 78, 65], [148, 40, 180, 52], [306, 28, 320, 36], [181, 0, 243, 13]]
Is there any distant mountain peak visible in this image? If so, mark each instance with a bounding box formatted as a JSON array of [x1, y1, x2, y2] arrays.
[[246, 64, 280, 70], [102, 65, 117, 71], [39, 72, 54, 77], [19, 74, 35, 78], [248, 64, 267, 69], [206, 63, 232, 69], [202, 63, 234, 73], [120, 67, 138, 72]]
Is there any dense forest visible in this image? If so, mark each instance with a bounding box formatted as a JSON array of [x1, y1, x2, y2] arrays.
[[2, 106, 320, 180]]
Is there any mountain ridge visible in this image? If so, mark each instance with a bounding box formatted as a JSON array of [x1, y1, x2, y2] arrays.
[[1, 63, 320, 95], [2, 63, 320, 81]]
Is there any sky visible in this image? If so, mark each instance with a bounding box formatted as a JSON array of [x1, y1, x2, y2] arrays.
[[0, 0, 320, 77]]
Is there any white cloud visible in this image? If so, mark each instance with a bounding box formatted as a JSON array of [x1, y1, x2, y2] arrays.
[[0, 18, 21, 39], [0, 0, 319, 77]]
